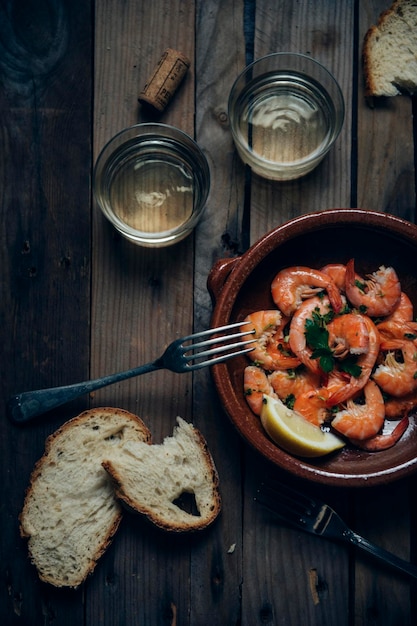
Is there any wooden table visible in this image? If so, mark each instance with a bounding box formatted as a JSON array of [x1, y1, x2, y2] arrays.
[[1, 1, 416, 624]]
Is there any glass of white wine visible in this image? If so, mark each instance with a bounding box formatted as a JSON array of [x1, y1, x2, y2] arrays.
[[228, 53, 344, 181], [94, 124, 210, 247]]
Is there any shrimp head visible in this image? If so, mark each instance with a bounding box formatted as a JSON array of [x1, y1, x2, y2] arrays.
[[345, 259, 401, 317], [241, 310, 300, 371]]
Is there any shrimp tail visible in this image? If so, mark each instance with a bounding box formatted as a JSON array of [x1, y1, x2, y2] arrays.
[[326, 385, 357, 408], [327, 282, 343, 314], [349, 415, 409, 451]]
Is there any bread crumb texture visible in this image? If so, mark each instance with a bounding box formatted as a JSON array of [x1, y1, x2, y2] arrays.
[[363, 0, 417, 96], [19, 409, 220, 588]]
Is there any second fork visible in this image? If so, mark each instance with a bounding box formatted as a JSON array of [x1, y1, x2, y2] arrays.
[[256, 478, 417, 581]]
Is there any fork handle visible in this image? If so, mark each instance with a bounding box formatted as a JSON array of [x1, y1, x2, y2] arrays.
[[346, 530, 417, 580], [7, 361, 160, 424]]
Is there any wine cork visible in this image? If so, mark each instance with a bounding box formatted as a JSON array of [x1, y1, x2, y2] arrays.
[[138, 48, 190, 112]]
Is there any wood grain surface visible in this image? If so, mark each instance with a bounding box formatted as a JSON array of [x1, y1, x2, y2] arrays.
[[1, 1, 417, 624]]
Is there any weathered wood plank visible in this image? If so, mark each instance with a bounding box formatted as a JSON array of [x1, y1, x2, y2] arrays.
[[91, 1, 197, 624], [0, 0, 92, 624], [192, 1, 247, 623], [92, 0, 196, 435], [354, 1, 416, 622]]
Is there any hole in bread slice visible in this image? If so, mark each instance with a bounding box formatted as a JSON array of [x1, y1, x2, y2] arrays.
[[172, 490, 200, 517]]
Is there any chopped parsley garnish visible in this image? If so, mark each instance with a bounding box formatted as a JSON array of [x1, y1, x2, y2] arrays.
[[311, 308, 334, 325], [284, 394, 295, 409], [355, 279, 367, 293], [277, 343, 292, 356], [305, 316, 335, 373], [304, 311, 362, 377], [340, 356, 362, 378]]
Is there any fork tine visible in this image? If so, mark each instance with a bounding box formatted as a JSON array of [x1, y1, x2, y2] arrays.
[[180, 320, 252, 342], [256, 480, 316, 524], [256, 499, 303, 527], [184, 339, 255, 364], [184, 344, 256, 371], [184, 329, 255, 352], [259, 477, 316, 508], [179, 321, 256, 370]]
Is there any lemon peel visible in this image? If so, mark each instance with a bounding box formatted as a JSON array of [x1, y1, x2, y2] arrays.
[[260, 395, 346, 458]]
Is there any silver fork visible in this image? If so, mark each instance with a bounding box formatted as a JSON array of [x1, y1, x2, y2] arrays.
[[256, 478, 417, 580], [8, 321, 255, 424]]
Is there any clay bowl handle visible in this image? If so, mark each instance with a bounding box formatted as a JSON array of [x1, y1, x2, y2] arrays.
[[207, 257, 241, 305]]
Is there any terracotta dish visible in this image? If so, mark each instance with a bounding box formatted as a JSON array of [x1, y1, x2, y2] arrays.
[[208, 209, 417, 487]]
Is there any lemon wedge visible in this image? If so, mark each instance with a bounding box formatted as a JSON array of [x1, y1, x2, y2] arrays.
[[260, 395, 346, 458]]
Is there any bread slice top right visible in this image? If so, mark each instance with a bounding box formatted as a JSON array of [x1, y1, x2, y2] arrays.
[[363, 0, 417, 96], [103, 417, 221, 532]]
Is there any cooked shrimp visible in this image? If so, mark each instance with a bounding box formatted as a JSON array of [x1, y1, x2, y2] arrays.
[[289, 296, 335, 375], [349, 415, 409, 451], [243, 365, 277, 416], [372, 339, 417, 397], [269, 368, 320, 401], [293, 388, 330, 426], [376, 315, 417, 341], [331, 380, 385, 440], [384, 291, 414, 323], [321, 263, 347, 291], [271, 266, 343, 317], [384, 392, 417, 419], [326, 315, 380, 407], [327, 313, 370, 358], [344, 259, 401, 317], [241, 311, 300, 371]]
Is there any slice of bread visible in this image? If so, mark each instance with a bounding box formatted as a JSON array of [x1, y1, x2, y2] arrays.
[[363, 0, 417, 96], [20, 410, 221, 587], [19, 408, 151, 588], [103, 417, 221, 532]]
